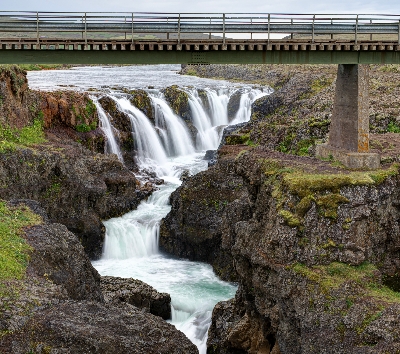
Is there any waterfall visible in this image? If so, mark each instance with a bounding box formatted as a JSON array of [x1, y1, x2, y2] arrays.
[[230, 88, 271, 124], [94, 85, 271, 354], [92, 97, 124, 162], [204, 88, 229, 127], [151, 96, 195, 157], [186, 90, 220, 151]]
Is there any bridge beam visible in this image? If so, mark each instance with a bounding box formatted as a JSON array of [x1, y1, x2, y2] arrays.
[[316, 64, 380, 169]]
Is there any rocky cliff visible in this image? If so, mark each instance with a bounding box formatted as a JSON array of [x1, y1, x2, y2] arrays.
[[0, 200, 198, 353], [159, 64, 400, 353], [0, 65, 153, 258]]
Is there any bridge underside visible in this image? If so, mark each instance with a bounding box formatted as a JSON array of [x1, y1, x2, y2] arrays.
[[0, 50, 400, 64], [1, 50, 399, 65], [0, 40, 399, 65]]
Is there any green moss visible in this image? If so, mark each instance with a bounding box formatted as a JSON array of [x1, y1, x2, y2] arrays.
[[225, 133, 250, 145], [0, 201, 41, 282], [0, 119, 45, 153], [296, 195, 314, 217], [163, 85, 189, 116], [279, 209, 302, 227], [316, 194, 349, 219], [293, 262, 400, 304], [259, 158, 398, 227]]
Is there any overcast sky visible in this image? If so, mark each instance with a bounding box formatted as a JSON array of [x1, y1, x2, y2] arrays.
[[2, 0, 400, 14]]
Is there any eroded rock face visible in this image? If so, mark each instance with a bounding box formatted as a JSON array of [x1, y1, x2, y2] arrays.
[[4, 301, 197, 354], [160, 146, 251, 282], [0, 201, 198, 354], [161, 144, 400, 353], [0, 145, 150, 258], [101, 276, 171, 320]]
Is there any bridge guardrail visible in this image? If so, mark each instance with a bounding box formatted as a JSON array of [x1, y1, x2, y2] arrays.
[[1, 12, 400, 45]]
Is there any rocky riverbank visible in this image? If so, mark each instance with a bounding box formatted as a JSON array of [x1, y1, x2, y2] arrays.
[[158, 64, 400, 353], [0, 65, 199, 352], [0, 65, 154, 258], [0, 200, 197, 353]]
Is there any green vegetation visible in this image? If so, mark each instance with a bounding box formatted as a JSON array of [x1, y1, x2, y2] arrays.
[[387, 121, 400, 133], [74, 99, 98, 132], [299, 77, 334, 99], [293, 262, 400, 304], [0, 118, 45, 153], [163, 85, 189, 116], [18, 64, 71, 71], [0, 201, 41, 282], [259, 158, 398, 227]]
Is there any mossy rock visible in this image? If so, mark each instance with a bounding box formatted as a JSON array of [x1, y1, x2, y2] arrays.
[[162, 85, 191, 121], [197, 89, 211, 117], [98, 96, 132, 133], [227, 89, 243, 122], [126, 89, 154, 121]]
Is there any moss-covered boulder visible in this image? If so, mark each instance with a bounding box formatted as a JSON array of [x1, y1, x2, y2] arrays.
[[227, 89, 242, 122], [162, 85, 191, 121], [126, 89, 154, 121]]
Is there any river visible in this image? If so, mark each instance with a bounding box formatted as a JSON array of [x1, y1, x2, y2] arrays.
[[28, 65, 271, 353]]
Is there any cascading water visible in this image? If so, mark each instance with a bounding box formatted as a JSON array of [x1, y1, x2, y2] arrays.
[[94, 87, 268, 353], [92, 97, 124, 161], [27, 65, 272, 354]]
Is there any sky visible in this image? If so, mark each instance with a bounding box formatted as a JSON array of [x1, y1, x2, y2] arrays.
[[1, 0, 399, 14]]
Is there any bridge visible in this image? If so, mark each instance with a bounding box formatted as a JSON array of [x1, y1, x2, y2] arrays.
[[2, 12, 399, 168]]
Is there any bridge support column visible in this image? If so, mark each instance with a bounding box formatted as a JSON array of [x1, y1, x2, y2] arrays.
[[316, 64, 380, 169]]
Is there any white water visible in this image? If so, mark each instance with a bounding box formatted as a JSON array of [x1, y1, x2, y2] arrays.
[[27, 65, 272, 354], [92, 97, 124, 162]]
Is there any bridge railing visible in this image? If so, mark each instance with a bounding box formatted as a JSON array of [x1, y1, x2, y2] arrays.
[[0, 12, 400, 44]]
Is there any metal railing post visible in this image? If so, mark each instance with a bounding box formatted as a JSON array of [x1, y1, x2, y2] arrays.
[[291, 18, 293, 39], [223, 13, 226, 44], [312, 14, 315, 43], [268, 13, 270, 43], [209, 17, 211, 39], [84, 13, 87, 44], [178, 13, 181, 44], [398, 19, 400, 45], [355, 14, 358, 44], [370, 19, 373, 41], [36, 12, 39, 48], [125, 16, 127, 40], [131, 13, 134, 43], [167, 17, 169, 40], [251, 18, 253, 40], [331, 18, 333, 40]]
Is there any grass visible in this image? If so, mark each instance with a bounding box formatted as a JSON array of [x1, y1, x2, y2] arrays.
[[293, 262, 400, 304], [18, 64, 71, 71], [0, 201, 42, 281], [0, 118, 45, 153]]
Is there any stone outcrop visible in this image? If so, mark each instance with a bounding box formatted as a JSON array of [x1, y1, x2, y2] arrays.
[[0, 66, 154, 258], [0, 144, 150, 259], [161, 143, 400, 353], [101, 276, 171, 320], [160, 145, 251, 282], [0, 201, 198, 354]]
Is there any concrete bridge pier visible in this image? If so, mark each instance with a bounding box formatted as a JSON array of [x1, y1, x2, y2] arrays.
[[316, 64, 380, 169]]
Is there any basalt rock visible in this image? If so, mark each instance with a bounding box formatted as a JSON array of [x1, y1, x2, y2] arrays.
[[227, 89, 243, 122], [213, 147, 400, 353], [160, 145, 252, 282], [0, 202, 197, 354], [0, 144, 151, 259], [101, 276, 171, 320], [127, 89, 154, 121]]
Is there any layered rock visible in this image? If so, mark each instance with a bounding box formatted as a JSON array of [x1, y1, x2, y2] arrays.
[[0, 66, 153, 258], [0, 201, 198, 354], [101, 276, 171, 320], [0, 144, 149, 258]]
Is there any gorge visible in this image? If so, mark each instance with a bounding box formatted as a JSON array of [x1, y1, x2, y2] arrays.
[[1, 63, 400, 354]]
